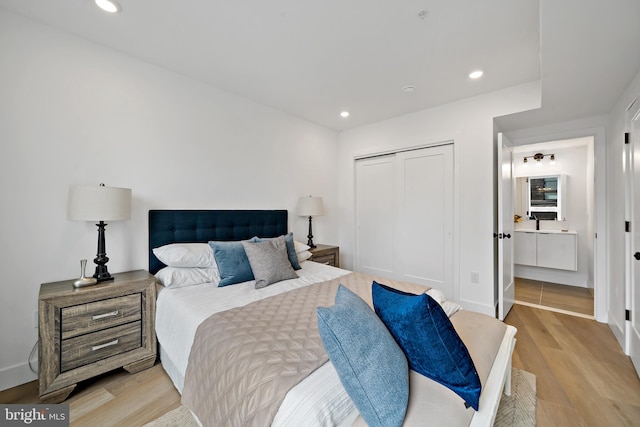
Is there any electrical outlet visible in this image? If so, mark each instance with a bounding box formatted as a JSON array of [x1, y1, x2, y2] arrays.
[[33, 310, 38, 329], [470, 271, 480, 284]]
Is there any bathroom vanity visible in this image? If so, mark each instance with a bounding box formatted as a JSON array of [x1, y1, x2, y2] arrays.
[[514, 229, 577, 271]]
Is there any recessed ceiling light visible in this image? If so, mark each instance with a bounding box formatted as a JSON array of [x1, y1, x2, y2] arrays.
[[402, 85, 416, 94], [95, 0, 121, 13], [340, 111, 350, 118], [469, 70, 484, 79]]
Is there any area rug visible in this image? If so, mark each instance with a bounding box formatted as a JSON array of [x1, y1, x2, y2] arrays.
[[145, 368, 536, 427], [495, 368, 537, 427]]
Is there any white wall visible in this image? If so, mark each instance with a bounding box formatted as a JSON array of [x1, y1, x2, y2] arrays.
[[337, 81, 541, 316], [512, 142, 593, 287], [0, 10, 339, 391]]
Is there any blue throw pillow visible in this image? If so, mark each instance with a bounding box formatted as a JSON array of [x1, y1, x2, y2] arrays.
[[253, 232, 301, 270], [208, 240, 256, 287], [317, 285, 408, 427], [372, 281, 482, 410]]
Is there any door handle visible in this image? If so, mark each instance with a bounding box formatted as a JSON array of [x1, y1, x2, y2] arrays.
[[635, 252, 640, 261], [504, 234, 511, 239]]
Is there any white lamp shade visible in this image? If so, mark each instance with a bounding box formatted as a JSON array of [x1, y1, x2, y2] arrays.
[[68, 185, 132, 221], [297, 196, 324, 217]]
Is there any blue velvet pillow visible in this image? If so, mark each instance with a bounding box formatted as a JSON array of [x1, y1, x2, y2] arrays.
[[208, 240, 256, 287], [372, 281, 482, 410], [253, 232, 301, 270], [317, 285, 408, 427]]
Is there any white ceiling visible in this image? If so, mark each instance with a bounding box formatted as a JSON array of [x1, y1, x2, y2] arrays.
[[1, 0, 639, 131]]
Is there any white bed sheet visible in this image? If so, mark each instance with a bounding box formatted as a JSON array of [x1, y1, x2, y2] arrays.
[[156, 260, 357, 426]]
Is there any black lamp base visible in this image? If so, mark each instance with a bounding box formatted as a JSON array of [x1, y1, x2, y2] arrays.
[[93, 264, 114, 282], [307, 216, 316, 248], [93, 221, 115, 282]]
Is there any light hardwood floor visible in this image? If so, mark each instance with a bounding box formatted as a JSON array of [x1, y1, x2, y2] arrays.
[[506, 304, 640, 426], [2, 304, 640, 426], [515, 277, 594, 317], [0, 363, 181, 426]]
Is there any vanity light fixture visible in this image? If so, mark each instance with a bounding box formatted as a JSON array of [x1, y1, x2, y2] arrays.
[[522, 152, 556, 165], [95, 0, 121, 13]]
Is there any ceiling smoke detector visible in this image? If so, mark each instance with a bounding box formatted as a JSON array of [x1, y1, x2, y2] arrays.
[[402, 85, 416, 94], [418, 9, 429, 19]]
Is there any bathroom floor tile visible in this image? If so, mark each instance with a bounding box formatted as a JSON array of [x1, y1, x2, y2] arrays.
[[514, 278, 543, 304], [514, 278, 594, 317], [540, 282, 594, 316]]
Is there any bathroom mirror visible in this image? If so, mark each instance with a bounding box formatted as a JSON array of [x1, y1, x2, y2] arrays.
[[515, 175, 566, 221]]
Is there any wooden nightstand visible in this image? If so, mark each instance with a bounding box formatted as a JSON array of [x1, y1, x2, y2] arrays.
[[38, 270, 157, 403], [309, 244, 340, 268]]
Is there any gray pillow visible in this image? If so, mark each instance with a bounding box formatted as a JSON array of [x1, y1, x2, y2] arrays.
[[242, 236, 298, 289], [317, 285, 409, 427]]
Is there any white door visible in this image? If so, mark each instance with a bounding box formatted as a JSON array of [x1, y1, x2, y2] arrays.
[[355, 155, 395, 277], [498, 133, 515, 321], [630, 104, 640, 373], [355, 145, 454, 298], [395, 146, 454, 297]]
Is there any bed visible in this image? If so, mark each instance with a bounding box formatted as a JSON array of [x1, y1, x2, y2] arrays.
[[149, 209, 517, 427]]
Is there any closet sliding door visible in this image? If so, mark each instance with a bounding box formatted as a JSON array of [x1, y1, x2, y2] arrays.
[[356, 144, 453, 298], [355, 154, 395, 277]]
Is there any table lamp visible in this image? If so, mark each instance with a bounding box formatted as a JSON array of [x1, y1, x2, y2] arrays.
[[68, 183, 131, 282], [297, 196, 324, 248]]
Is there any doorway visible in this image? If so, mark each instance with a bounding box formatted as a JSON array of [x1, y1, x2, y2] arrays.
[[512, 137, 595, 318]]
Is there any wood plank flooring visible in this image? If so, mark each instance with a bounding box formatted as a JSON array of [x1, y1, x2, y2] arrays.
[[505, 304, 640, 426], [515, 277, 594, 317], [2, 304, 639, 426], [0, 363, 181, 426]]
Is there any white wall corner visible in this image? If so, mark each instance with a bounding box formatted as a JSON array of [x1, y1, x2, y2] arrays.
[[0, 360, 38, 393]]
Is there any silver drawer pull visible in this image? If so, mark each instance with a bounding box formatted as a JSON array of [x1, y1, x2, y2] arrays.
[[92, 310, 119, 320], [92, 340, 119, 351]]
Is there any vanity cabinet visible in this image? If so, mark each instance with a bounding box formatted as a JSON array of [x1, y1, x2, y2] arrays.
[[537, 232, 577, 271], [514, 231, 577, 271], [514, 231, 537, 266]]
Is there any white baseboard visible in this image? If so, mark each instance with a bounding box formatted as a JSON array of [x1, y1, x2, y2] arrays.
[[460, 299, 495, 317], [0, 360, 38, 392]]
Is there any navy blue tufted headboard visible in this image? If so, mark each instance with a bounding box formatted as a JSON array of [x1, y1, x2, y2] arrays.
[[148, 210, 288, 274]]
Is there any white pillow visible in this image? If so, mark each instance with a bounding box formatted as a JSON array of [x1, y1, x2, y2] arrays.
[[155, 267, 220, 288], [426, 288, 462, 317], [294, 240, 311, 253], [153, 243, 216, 268], [297, 250, 312, 262]]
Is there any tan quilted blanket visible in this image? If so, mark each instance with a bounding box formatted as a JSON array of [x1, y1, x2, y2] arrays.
[[181, 272, 429, 427]]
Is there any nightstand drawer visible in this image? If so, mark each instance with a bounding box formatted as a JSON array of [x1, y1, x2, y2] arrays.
[[311, 254, 336, 266], [61, 294, 142, 339], [60, 321, 142, 372], [309, 244, 339, 268]]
